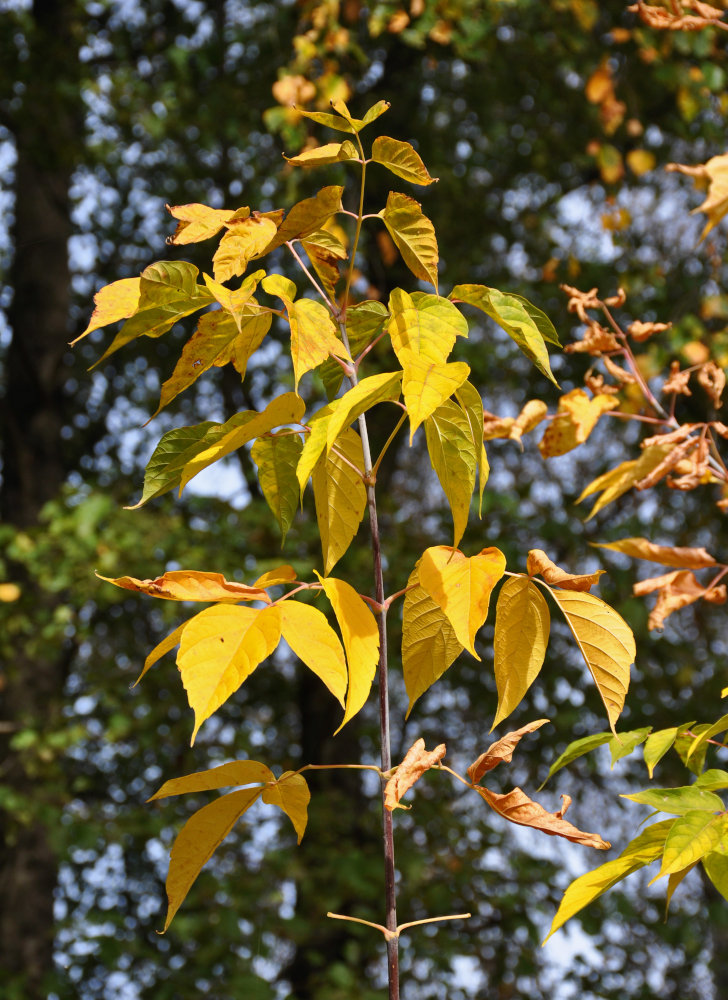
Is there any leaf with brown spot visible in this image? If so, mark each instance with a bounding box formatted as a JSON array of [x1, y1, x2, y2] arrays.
[[97, 570, 271, 604], [539, 389, 615, 458], [166, 203, 239, 245], [476, 786, 610, 850], [527, 549, 605, 592], [384, 738, 446, 811], [467, 719, 550, 784]]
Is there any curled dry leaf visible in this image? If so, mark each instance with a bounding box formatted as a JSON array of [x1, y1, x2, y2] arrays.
[[634, 437, 700, 491], [593, 537, 717, 570], [476, 785, 610, 850], [97, 570, 271, 603], [384, 738, 446, 811], [467, 719, 550, 784], [584, 370, 620, 396], [631, 0, 728, 32], [560, 284, 602, 323], [564, 321, 620, 355], [603, 356, 636, 385], [555, 794, 572, 820], [483, 413, 516, 440], [662, 361, 692, 397], [527, 549, 605, 592], [511, 400, 549, 441], [628, 319, 671, 342], [634, 570, 727, 629], [698, 361, 725, 408], [666, 153, 728, 238]]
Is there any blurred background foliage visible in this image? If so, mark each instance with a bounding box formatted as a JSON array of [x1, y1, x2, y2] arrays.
[[1, 0, 727, 997]]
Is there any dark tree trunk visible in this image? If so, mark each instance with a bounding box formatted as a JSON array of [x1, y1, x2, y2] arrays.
[[0, 1, 83, 993]]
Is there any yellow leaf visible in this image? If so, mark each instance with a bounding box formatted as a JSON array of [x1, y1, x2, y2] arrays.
[[419, 545, 506, 659], [315, 574, 380, 733], [626, 149, 656, 176], [402, 565, 464, 717], [313, 428, 367, 574], [253, 565, 297, 588], [261, 185, 344, 255], [380, 191, 439, 289], [384, 739, 446, 811], [667, 153, 728, 240], [455, 381, 488, 514], [576, 443, 672, 518], [297, 404, 335, 494], [477, 785, 610, 849], [285, 294, 350, 391], [371, 136, 438, 186], [550, 589, 635, 734], [262, 771, 310, 843], [301, 228, 348, 299], [424, 400, 479, 549], [212, 217, 279, 283], [284, 140, 358, 168], [469, 719, 550, 783], [388, 288, 466, 365], [98, 570, 270, 604], [279, 600, 347, 707], [325, 371, 403, 454], [149, 760, 275, 800], [203, 269, 267, 328], [162, 787, 262, 931], [539, 389, 615, 458], [665, 862, 698, 916], [178, 605, 282, 743], [527, 549, 605, 592], [592, 537, 717, 569], [179, 392, 306, 491], [400, 350, 470, 442], [134, 620, 189, 686], [166, 202, 238, 245], [251, 432, 303, 544], [492, 577, 550, 729], [74, 277, 141, 342]]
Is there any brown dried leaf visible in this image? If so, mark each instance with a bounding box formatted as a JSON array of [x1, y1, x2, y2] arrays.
[[564, 321, 620, 355], [593, 537, 717, 569], [628, 319, 671, 342], [698, 361, 725, 408], [634, 570, 727, 629], [634, 438, 699, 491], [584, 371, 620, 396], [603, 356, 636, 385], [476, 785, 610, 849], [384, 739, 446, 811], [527, 549, 605, 592], [511, 400, 549, 440], [467, 719, 549, 784], [663, 361, 692, 397], [555, 794, 572, 819], [483, 413, 516, 440]]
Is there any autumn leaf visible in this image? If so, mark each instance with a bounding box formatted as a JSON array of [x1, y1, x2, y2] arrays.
[[380, 191, 439, 288], [301, 228, 347, 299], [667, 153, 728, 240], [550, 589, 635, 733], [527, 549, 605, 591], [279, 600, 347, 707], [400, 350, 470, 442], [134, 621, 189, 686], [476, 785, 610, 849], [492, 577, 550, 729], [166, 202, 238, 245], [313, 428, 367, 574], [325, 371, 403, 455], [467, 719, 549, 784], [633, 569, 727, 630], [98, 570, 270, 604], [384, 738, 446, 811], [538, 389, 615, 458], [125, 421, 218, 509], [593, 537, 717, 569], [315, 574, 380, 733], [388, 288, 468, 366], [149, 760, 275, 800], [73, 276, 141, 342], [178, 605, 282, 743], [262, 772, 310, 843], [402, 566, 464, 717], [284, 140, 358, 168], [251, 432, 303, 545], [213, 216, 279, 283], [372, 136, 438, 186], [419, 545, 506, 658], [424, 400, 479, 549], [260, 186, 344, 254], [253, 565, 297, 588], [577, 443, 672, 518]]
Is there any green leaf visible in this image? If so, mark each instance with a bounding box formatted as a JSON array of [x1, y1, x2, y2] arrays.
[[703, 850, 728, 901], [609, 727, 652, 766], [538, 733, 613, 790], [622, 785, 725, 816], [149, 760, 275, 801], [492, 576, 550, 730], [127, 421, 219, 508], [251, 431, 303, 544], [179, 392, 306, 492], [695, 768, 728, 791], [675, 724, 711, 776], [424, 399, 478, 549], [262, 771, 310, 843], [92, 261, 214, 367], [402, 564, 463, 718], [162, 787, 262, 931], [643, 726, 682, 778], [450, 283, 558, 386], [320, 300, 389, 399], [372, 136, 437, 186], [544, 820, 673, 941], [686, 712, 728, 761], [380, 192, 439, 289], [313, 427, 367, 574], [650, 811, 728, 883]]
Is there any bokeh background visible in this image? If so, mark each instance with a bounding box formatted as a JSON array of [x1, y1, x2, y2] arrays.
[[2, 1, 728, 997]]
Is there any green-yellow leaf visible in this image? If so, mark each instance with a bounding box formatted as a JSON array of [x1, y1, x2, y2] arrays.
[[262, 771, 310, 843], [419, 545, 506, 659], [134, 621, 189, 686], [686, 712, 728, 761], [388, 288, 466, 365], [313, 428, 367, 574], [251, 431, 303, 544], [301, 228, 348, 300], [126, 421, 218, 508], [380, 192, 439, 289], [178, 605, 282, 744], [401, 351, 470, 442], [402, 564, 464, 717], [372, 136, 437, 186], [162, 787, 262, 931], [650, 811, 728, 883], [315, 573, 380, 733], [455, 380, 488, 514], [297, 404, 335, 494], [450, 283, 558, 386], [675, 723, 711, 776], [74, 277, 141, 342], [665, 862, 698, 916], [289, 296, 351, 391], [550, 589, 634, 734], [576, 444, 672, 519], [695, 768, 728, 791], [703, 850, 728, 901], [325, 371, 403, 454], [492, 576, 550, 730], [622, 786, 725, 816], [424, 399, 478, 548], [544, 820, 673, 942], [538, 732, 612, 790], [279, 600, 347, 707], [179, 392, 306, 491], [149, 760, 274, 800], [284, 140, 358, 167], [643, 727, 681, 778], [608, 727, 651, 766], [213, 218, 279, 283], [320, 300, 388, 399], [260, 186, 344, 255]]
